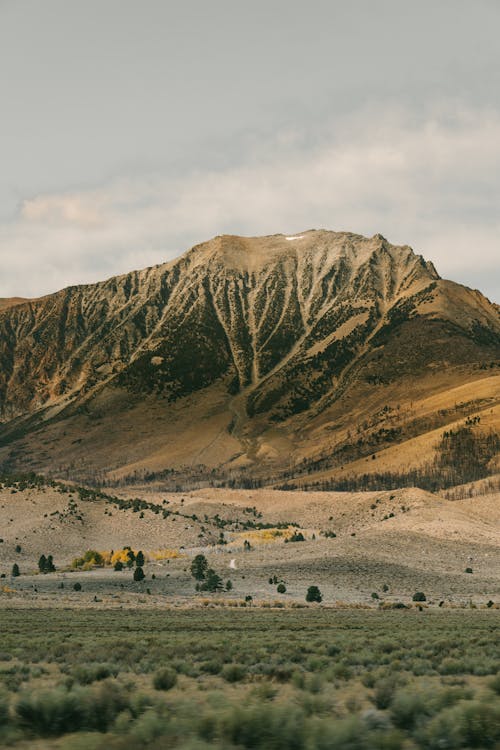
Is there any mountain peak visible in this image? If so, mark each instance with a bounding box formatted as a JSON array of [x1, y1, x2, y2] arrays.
[[0, 228, 498, 485]]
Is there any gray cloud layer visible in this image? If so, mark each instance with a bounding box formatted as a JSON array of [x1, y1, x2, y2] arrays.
[[0, 1, 499, 301]]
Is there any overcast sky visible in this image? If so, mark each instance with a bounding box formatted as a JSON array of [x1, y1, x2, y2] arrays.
[[0, 0, 499, 301]]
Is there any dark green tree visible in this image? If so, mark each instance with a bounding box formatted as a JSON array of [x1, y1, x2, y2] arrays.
[[190, 554, 208, 581], [11, 563, 20, 577], [126, 549, 135, 568], [38, 555, 47, 573], [200, 569, 223, 592], [114, 560, 124, 571], [136, 550, 145, 567], [134, 566, 145, 582], [306, 585, 322, 603], [46, 555, 56, 572]]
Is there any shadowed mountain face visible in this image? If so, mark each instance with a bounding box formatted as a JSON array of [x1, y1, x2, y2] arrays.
[[0, 230, 499, 484]]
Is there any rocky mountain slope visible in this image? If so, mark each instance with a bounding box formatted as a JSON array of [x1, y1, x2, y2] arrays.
[[0, 230, 499, 487]]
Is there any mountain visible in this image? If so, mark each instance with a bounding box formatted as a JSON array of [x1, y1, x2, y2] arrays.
[[0, 229, 499, 488]]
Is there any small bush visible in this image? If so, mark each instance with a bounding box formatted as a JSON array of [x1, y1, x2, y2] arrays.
[[73, 583, 82, 592], [412, 592, 426, 602], [72, 663, 118, 685], [423, 701, 500, 749], [152, 668, 177, 691], [15, 689, 83, 737], [199, 660, 222, 675], [221, 664, 246, 683], [0, 691, 9, 726], [489, 673, 500, 695], [219, 703, 306, 749], [277, 583, 286, 594], [372, 677, 398, 710]]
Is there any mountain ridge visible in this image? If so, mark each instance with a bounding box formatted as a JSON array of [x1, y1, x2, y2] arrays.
[[0, 229, 499, 488]]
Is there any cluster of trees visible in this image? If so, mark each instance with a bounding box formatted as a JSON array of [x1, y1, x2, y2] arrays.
[[113, 548, 146, 581], [38, 554, 56, 573], [190, 554, 231, 593]]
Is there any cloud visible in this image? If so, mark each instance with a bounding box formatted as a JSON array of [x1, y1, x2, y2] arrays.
[[1, 103, 499, 301]]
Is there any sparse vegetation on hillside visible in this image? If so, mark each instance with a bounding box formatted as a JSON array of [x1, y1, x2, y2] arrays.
[[281, 426, 500, 493]]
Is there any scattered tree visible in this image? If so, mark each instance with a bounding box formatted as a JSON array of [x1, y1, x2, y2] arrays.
[[136, 550, 145, 567], [190, 554, 208, 581], [199, 569, 223, 592], [412, 592, 426, 602], [134, 566, 145, 582], [11, 563, 20, 577], [277, 583, 286, 594], [286, 532, 305, 543], [306, 585, 322, 603]]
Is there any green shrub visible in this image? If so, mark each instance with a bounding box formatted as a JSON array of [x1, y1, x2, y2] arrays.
[[219, 703, 306, 749], [0, 691, 9, 727], [15, 683, 128, 737], [199, 660, 222, 675], [152, 668, 177, 691], [277, 583, 286, 594], [15, 689, 84, 737], [221, 663, 246, 683], [489, 673, 500, 695], [412, 592, 426, 602], [389, 685, 467, 731], [71, 663, 118, 685], [372, 677, 398, 710], [422, 701, 500, 749]]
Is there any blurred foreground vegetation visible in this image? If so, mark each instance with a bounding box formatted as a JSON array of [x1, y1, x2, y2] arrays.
[[0, 608, 499, 748]]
